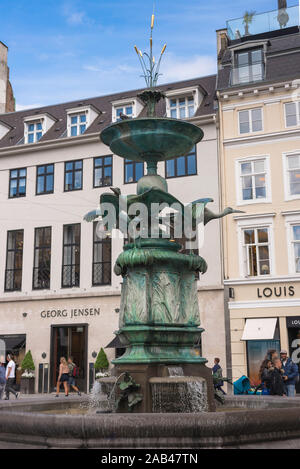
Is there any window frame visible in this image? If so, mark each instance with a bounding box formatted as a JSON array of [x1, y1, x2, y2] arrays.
[[25, 119, 44, 144], [9, 168, 27, 199], [67, 111, 88, 137], [36, 163, 54, 195], [235, 155, 271, 206], [165, 146, 198, 179], [64, 160, 83, 192], [124, 159, 144, 184], [168, 95, 196, 119], [283, 151, 300, 201], [242, 226, 271, 277], [92, 222, 112, 286], [284, 101, 300, 128], [93, 155, 113, 188], [5, 229, 24, 292], [32, 226, 52, 290], [237, 216, 275, 279], [285, 214, 300, 276], [61, 223, 81, 289], [238, 108, 263, 135], [233, 47, 264, 85]]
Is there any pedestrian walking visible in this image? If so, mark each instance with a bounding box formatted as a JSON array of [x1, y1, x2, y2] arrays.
[[0, 359, 6, 400], [280, 349, 299, 397], [212, 358, 226, 395], [269, 357, 286, 396], [67, 356, 81, 396], [55, 357, 69, 397], [4, 354, 19, 400]]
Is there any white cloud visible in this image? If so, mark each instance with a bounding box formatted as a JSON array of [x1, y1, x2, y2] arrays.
[[15, 103, 43, 111], [66, 11, 85, 25], [161, 54, 216, 82]]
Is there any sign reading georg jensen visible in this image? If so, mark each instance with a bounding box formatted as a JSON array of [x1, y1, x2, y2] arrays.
[[40, 308, 100, 319]]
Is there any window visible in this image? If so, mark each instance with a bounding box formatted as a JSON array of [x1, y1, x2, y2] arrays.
[[115, 106, 133, 122], [5, 230, 24, 292], [124, 159, 144, 184], [64, 160, 83, 191], [33, 227, 51, 290], [286, 154, 300, 197], [166, 146, 197, 178], [9, 168, 26, 198], [36, 164, 54, 195], [169, 96, 195, 119], [92, 222, 111, 285], [292, 225, 300, 273], [239, 158, 268, 202], [62, 224, 80, 288], [239, 108, 263, 134], [69, 112, 87, 136], [243, 227, 271, 277], [285, 102, 300, 127], [94, 156, 112, 188], [26, 121, 43, 144], [233, 48, 264, 85]]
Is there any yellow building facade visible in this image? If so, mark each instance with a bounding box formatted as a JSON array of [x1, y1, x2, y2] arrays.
[[217, 13, 300, 385]]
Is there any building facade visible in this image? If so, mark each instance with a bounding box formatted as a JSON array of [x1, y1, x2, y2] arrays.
[[0, 41, 14, 115], [217, 6, 300, 386], [0, 75, 228, 392]]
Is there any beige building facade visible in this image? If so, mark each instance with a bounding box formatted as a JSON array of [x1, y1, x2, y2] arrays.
[[0, 75, 228, 392], [217, 10, 300, 385]]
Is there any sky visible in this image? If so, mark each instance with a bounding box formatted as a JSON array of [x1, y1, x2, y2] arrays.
[[0, 0, 293, 110]]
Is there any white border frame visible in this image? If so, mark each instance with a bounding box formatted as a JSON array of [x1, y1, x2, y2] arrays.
[[235, 154, 272, 206], [238, 107, 264, 136], [284, 212, 300, 276], [284, 101, 300, 129]]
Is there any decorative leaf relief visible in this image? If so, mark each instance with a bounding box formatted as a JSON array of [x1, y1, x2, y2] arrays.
[[123, 272, 148, 324], [152, 272, 181, 324], [181, 273, 200, 325]]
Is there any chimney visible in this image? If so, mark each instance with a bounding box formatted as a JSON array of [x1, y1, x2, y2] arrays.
[[216, 29, 228, 70], [0, 41, 15, 114]]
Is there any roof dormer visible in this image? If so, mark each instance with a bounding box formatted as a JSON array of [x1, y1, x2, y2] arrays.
[[24, 113, 56, 144], [165, 86, 204, 119], [66, 105, 99, 137], [0, 120, 12, 141], [111, 98, 143, 123]]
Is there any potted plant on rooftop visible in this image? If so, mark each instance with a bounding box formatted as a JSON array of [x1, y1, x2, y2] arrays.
[[20, 350, 35, 394], [94, 347, 110, 379], [243, 10, 256, 36]]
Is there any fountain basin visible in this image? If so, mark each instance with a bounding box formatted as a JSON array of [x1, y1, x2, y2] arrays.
[[1, 396, 300, 448], [100, 118, 204, 162]]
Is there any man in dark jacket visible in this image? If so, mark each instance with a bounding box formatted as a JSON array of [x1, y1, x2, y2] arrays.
[[269, 358, 286, 396], [280, 350, 299, 397]]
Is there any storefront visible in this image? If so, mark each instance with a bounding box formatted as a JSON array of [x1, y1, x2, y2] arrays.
[[0, 295, 120, 393], [228, 280, 300, 387], [0, 334, 26, 388]]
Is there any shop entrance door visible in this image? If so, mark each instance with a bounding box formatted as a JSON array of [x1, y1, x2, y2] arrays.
[[50, 325, 87, 393]]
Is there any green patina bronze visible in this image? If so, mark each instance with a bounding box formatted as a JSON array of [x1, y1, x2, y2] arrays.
[[84, 20, 242, 367]]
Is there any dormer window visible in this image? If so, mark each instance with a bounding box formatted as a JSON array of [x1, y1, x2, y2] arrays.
[[70, 112, 87, 136], [23, 113, 56, 145], [66, 105, 99, 138], [111, 99, 143, 123], [165, 87, 202, 120], [27, 121, 43, 143], [169, 96, 195, 119], [232, 48, 264, 85]]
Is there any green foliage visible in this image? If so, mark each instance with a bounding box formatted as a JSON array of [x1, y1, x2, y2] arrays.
[[243, 10, 256, 25], [94, 348, 109, 371], [21, 350, 35, 371]]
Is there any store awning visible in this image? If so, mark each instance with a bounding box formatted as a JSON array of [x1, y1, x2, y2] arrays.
[[105, 336, 125, 349], [241, 318, 277, 341]]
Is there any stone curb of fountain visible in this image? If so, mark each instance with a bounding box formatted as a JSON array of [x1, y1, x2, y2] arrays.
[[1, 396, 300, 448]]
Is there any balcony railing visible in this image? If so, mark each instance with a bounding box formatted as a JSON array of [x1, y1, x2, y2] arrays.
[[231, 63, 265, 86], [227, 5, 299, 40]]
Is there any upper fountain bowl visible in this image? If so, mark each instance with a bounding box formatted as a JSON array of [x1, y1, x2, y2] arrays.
[[100, 117, 204, 162]]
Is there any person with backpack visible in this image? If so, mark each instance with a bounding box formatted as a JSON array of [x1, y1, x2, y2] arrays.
[[212, 358, 226, 395], [67, 356, 81, 396], [280, 349, 299, 397], [0, 358, 6, 399]]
